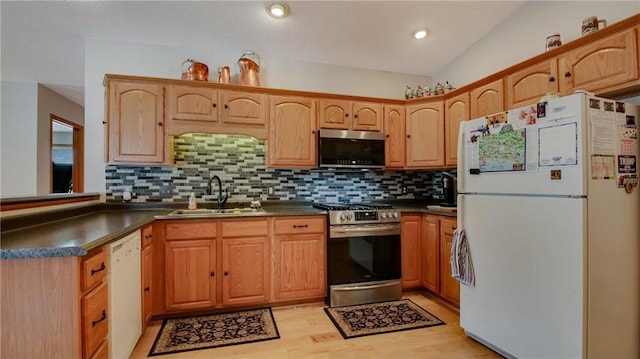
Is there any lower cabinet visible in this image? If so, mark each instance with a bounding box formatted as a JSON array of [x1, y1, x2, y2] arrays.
[[401, 213, 460, 306], [80, 246, 109, 359], [141, 225, 153, 331], [272, 216, 327, 301]]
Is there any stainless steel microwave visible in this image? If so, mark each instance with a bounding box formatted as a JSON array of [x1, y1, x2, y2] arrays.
[[318, 129, 386, 169]]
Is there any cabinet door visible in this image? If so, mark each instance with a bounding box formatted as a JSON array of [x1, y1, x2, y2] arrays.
[[421, 215, 440, 293], [165, 239, 216, 311], [401, 214, 421, 288], [353, 101, 382, 131], [559, 28, 638, 95], [167, 86, 218, 123], [384, 105, 406, 168], [444, 92, 469, 167], [470, 79, 504, 118], [319, 99, 351, 129], [220, 90, 267, 126], [273, 232, 326, 301], [108, 82, 164, 163], [507, 59, 559, 109], [141, 244, 153, 331], [267, 95, 317, 168], [405, 101, 445, 168], [221, 237, 270, 306], [439, 217, 459, 306]]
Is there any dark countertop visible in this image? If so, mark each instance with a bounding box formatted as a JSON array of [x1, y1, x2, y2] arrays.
[[0, 200, 454, 260]]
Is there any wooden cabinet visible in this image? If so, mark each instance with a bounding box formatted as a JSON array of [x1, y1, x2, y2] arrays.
[[444, 92, 469, 167], [165, 239, 217, 311], [267, 95, 317, 168], [401, 214, 422, 288], [405, 100, 445, 168], [80, 247, 109, 359], [220, 90, 267, 127], [106, 81, 165, 164], [140, 225, 153, 331], [220, 219, 270, 306], [470, 78, 504, 118], [439, 217, 459, 306], [273, 216, 327, 301], [167, 86, 218, 124], [421, 215, 440, 293], [383, 104, 406, 168], [318, 99, 382, 131], [506, 59, 559, 109], [558, 28, 638, 95]]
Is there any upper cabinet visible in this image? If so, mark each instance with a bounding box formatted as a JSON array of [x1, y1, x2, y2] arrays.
[[383, 104, 406, 169], [470, 78, 504, 118], [220, 91, 267, 127], [167, 86, 218, 125], [558, 28, 638, 95], [106, 80, 166, 164], [405, 100, 445, 168], [318, 99, 382, 132], [444, 92, 469, 168], [267, 95, 317, 169], [506, 59, 559, 109]]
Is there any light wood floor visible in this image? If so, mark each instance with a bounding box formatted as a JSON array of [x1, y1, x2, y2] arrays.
[[130, 291, 503, 359]]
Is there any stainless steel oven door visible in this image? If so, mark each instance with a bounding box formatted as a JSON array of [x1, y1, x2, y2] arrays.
[[327, 223, 401, 286]]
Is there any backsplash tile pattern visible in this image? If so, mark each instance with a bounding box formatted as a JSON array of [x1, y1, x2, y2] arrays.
[[105, 134, 453, 203]]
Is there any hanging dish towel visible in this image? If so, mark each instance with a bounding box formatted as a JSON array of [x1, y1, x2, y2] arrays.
[[450, 228, 475, 286]]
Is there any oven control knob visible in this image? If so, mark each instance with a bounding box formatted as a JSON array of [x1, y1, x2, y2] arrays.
[[381, 212, 387, 219], [346, 213, 353, 220], [392, 212, 399, 218], [340, 214, 346, 221]]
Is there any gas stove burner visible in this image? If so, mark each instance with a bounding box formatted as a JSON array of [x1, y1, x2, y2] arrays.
[[312, 202, 394, 211]]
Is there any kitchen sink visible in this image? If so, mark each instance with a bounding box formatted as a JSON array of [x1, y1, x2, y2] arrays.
[[167, 208, 265, 217]]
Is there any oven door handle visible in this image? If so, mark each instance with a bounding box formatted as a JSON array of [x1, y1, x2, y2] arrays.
[[330, 225, 401, 238]]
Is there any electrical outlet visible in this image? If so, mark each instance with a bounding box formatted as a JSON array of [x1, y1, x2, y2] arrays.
[[268, 186, 274, 195], [402, 186, 408, 194], [159, 185, 172, 198]]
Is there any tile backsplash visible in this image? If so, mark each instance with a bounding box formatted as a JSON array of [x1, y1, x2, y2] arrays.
[[105, 134, 453, 203]]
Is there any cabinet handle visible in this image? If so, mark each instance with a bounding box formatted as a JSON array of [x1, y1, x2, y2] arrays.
[[564, 71, 571, 78], [210, 271, 215, 277], [102, 121, 107, 125], [549, 76, 555, 82], [145, 234, 152, 239], [144, 286, 150, 292], [157, 122, 163, 126], [92, 310, 107, 327], [224, 271, 229, 276], [452, 226, 457, 230], [293, 224, 308, 228], [212, 103, 217, 108], [224, 104, 229, 109], [312, 130, 316, 134], [91, 262, 106, 276]]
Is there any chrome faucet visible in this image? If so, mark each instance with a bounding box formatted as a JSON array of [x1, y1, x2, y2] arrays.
[[206, 175, 228, 209]]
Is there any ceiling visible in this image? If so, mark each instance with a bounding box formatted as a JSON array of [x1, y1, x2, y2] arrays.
[[1, 1, 526, 106]]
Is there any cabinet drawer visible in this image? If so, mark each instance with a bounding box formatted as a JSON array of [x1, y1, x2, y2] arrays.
[[88, 339, 108, 359], [81, 248, 108, 292], [141, 225, 153, 248], [274, 216, 325, 235], [82, 281, 108, 359], [440, 218, 457, 236], [221, 219, 269, 237], [165, 221, 217, 240]]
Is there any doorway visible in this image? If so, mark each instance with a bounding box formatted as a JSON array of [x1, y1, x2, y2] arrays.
[[50, 115, 83, 193]]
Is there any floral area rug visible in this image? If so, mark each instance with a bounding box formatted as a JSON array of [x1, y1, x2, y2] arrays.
[[148, 308, 279, 356], [324, 299, 444, 339]]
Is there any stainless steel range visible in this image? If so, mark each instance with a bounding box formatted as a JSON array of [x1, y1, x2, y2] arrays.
[[313, 202, 402, 307]]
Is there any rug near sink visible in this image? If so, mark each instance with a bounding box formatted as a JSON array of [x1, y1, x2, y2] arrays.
[[324, 299, 444, 339], [148, 308, 279, 356]]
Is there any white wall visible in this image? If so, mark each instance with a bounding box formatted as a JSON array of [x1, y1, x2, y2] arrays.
[[434, 1, 640, 88], [83, 39, 430, 194], [37, 84, 84, 194], [1, 81, 38, 197]]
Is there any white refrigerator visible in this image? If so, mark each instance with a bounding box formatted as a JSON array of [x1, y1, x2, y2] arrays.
[[457, 93, 639, 359]]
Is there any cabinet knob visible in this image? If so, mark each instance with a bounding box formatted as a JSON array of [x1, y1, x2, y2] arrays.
[[345, 113, 349, 117], [212, 103, 217, 108], [312, 130, 316, 134], [407, 135, 411, 139], [144, 286, 150, 292], [386, 134, 390, 138], [564, 71, 571, 78], [145, 234, 152, 239], [102, 121, 107, 125], [354, 114, 358, 118], [224, 104, 229, 109], [549, 76, 555, 82], [157, 122, 163, 126], [224, 271, 229, 276], [210, 271, 215, 277]]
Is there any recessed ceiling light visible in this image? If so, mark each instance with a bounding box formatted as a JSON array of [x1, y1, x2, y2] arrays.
[[413, 29, 428, 40], [267, 3, 289, 18]]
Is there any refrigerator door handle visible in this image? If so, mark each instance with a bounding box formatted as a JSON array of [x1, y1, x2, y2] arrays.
[[457, 122, 466, 193], [457, 194, 464, 230]]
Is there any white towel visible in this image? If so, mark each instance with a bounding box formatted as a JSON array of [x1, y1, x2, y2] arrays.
[[450, 228, 475, 286]]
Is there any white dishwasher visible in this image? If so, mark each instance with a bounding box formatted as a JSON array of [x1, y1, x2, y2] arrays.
[[108, 231, 141, 359]]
